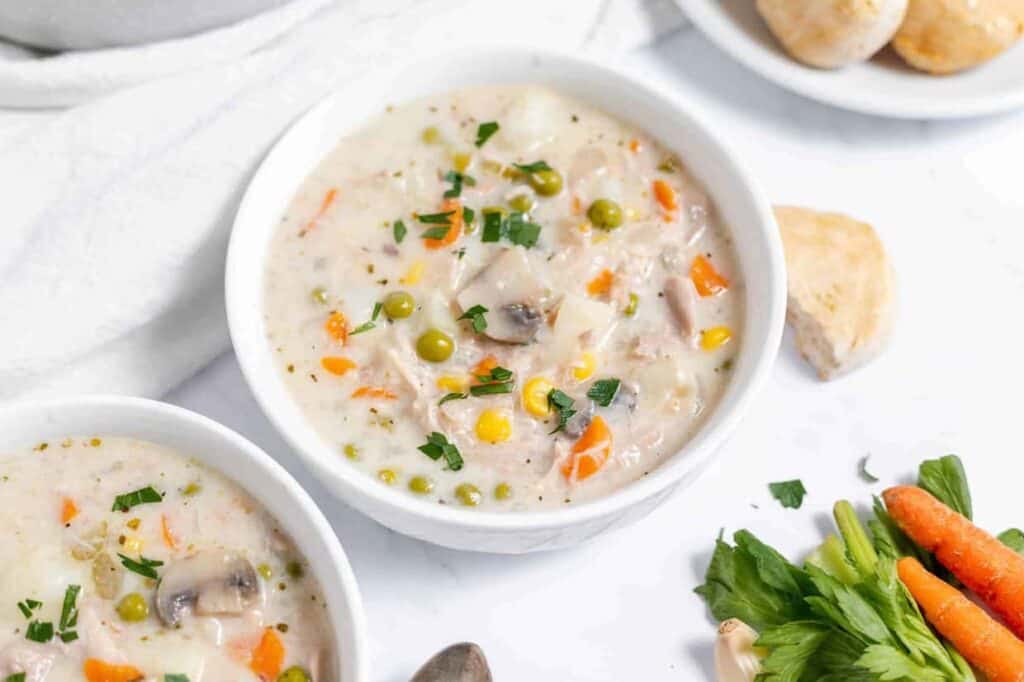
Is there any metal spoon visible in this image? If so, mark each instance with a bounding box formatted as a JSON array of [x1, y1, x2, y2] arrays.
[[411, 642, 493, 682]]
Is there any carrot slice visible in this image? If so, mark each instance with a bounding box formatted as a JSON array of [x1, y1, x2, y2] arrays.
[[83, 659, 145, 682], [586, 269, 614, 297], [61, 497, 79, 525], [250, 628, 285, 681], [690, 255, 729, 297], [161, 514, 177, 549], [351, 386, 398, 400], [652, 179, 678, 211], [470, 355, 499, 384], [897, 557, 1024, 682], [884, 485, 1024, 639], [423, 198, 463, 250], [321, 356, 357, 376], [298, 188, 338, 237], [561, 415, 612, 481], [324, 311, 349, 345], [629, 138, 641, 153]]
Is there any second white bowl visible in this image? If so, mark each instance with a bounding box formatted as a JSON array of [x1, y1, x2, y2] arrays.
[[227, 49, 786, 553]]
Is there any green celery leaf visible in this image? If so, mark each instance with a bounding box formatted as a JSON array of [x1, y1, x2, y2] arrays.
[[917, 454, 972, 520], [998, 528, 1024, 554], [856, 644, 947, 682]]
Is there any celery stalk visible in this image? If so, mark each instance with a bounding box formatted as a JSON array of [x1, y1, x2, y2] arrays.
[[834, 500, 878, 579]]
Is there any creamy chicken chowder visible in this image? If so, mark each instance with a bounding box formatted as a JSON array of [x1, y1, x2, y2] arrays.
[[264, 85, 742, 511], [0, 437, 333, 682]]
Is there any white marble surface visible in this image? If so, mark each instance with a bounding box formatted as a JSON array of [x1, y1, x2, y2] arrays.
[[154, 24, 1024, 681]]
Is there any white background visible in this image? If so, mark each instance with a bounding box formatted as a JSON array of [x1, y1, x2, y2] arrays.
[[157, 26, 1024, 682]]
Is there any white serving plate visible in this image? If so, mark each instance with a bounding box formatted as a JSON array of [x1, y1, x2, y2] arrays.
[[0, 396, 370, 682], [677, 0, 1024, 119], [226, 49, 786, 553]]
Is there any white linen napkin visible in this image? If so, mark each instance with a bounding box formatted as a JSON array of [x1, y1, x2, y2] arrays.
[[0, 0, 686, 402]]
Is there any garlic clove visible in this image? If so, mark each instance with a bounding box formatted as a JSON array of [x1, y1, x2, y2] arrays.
[[715, 619, 762, 682]]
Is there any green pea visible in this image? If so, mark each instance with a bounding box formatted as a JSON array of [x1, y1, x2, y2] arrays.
[[409, 476, 434, 494], [277, 666, 312, 682], [421, 126, 441, 144], [455, 483, 483, 507], [529, 169, 563, 197], [383, 291, 415, 320], [378, 469, 397, 485], [344, 444, 359, 460], [508, 194, 535, 213], [587, 198, 624, 230], [416, 328, 454, 363], [116, 593, 149, 622], [310, 287, 329, 305], [494, 482, 513, 501]]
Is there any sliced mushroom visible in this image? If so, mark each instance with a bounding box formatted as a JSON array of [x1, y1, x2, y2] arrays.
[[562, 401, 595, 440], [456, 248, 547, 344], [155, 550, 261, 626], [412, 642, 493, 682], [664, 276, 697, 339]]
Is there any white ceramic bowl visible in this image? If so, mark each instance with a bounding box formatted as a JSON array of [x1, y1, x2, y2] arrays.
[[227, 49, 786, 553], [0, 396, 369, 681]]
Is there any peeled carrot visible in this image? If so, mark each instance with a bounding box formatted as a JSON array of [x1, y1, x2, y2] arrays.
[[586, 269, 614, 297], [897, 557, 1024, 682], [324, 311, 349, 345], [61, 497, 79, 525], [690, 255, 729, 297], [652, 179, 678, 211], [321, 356, 357, 376], [561, 415, 612, 481], [351, 386, 397, 400], [83, 659, 145, 682], [161, 514, 177, 549], [423, 198, 463, 250], [297, 188, 338, 237], [884, 485, 1024, 639], [250, 628, 285, 681]]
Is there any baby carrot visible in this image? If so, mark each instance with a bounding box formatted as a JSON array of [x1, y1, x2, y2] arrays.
[[561, 415, 612, 481], [83, 659, 145, 682], [61, 497, 79, 525], [897, 557, 1024, 682], [423, 198, 463, 249], [250, 628, 285, 681], [884, 485, 1024, 639]]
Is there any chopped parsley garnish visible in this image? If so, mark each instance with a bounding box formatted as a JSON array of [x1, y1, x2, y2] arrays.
[[393, 219, 407, 244], [481, 210, 503, 242], [457, 304, 489, 333], [118, 554, 164, 580], [505, 212, 542, 248], [513, 160, 552, 174], [5, 673, 27, 682], [586, 378, 621, 407], [17, 599, 41, 619], [768, 479, 807, 509], [417, 432, 464, 471], [858, 455, 879, 483], [442, 170, 476, 199], [420, 225, 451, 241], [25, 620, 53, 643], [438, 392, 467, 406], [469, 382, 514, 396], [58, 584, 80, 638], [475, 121, 499, 147], [111, 485, 162, 512], [475, 366, 513, 383], [417, 210, 456, 225], [165, 676, 190, 682], [350, 302, 383, 335], [462, 206, 475, 226], [547, 389, 577, 434]]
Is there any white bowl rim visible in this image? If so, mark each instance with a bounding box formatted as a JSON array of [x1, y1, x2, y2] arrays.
[[676, 0, 1024, 120], [226, 47, 786, 536], [0, 395, 370, 681]]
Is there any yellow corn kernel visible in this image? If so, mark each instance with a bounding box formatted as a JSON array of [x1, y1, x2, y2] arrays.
[[481, 159, 503, 175], [700, 326, 733, 351], [571, 352, 597, 381], [522, 377, 555, 417], [475, 409, 512, 444], [436, 374, 469, 393], [122, 536, 144, 554], [578, 222, 591, 233], [592, 232, 609, 244], [400, 260, 425, 285], [452, 151, 472, 173]]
